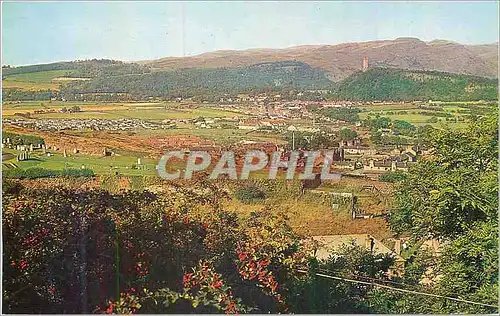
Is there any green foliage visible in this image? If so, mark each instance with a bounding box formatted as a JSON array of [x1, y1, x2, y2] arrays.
[[339, 128, 358, 141], [393, 120, 417, 136], [379, 171, 408, 183], [251, 179, 304, 200], [60, 61, 333, 101], [2, 184, 309, 313], [59, 168, 95, 178], [284, 131, 335, 150], [2, 89, 57, 101], [2, 59, 149, 78], [366, 116, 392, 131], [333, 68, 498, 101], [4, 61, 498, 102], [234, 184, 266, 203], [2, 131, 45, 145], [315, 107, 361, 123], [388, 114, 498, 313], [3, 167, 57, 179], [2, 61, 77, 76], [437, 221, 498, 313], [3, 167, 94, 179], [290, 243, 395, 313]]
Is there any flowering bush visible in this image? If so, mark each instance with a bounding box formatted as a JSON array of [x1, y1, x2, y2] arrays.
[[2, 181, 310, 314]]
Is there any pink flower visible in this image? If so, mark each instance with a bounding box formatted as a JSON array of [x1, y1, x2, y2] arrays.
[[19, 260, 27, 270]]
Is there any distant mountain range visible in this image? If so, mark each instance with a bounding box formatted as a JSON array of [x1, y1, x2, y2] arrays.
[[2, 38, 498, 102], [142, 37, 498, 81]]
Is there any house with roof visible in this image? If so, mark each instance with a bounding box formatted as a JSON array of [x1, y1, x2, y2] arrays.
[[312, 234, 405, 275]]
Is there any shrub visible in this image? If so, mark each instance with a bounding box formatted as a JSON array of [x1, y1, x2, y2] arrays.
[[234, 185, 266, 203], [379, 171, 408, 183], [59, 168, 95, 178], [2, 131, 45, 146], [3, 167, 94, 179], [3, 185, 307, 314]]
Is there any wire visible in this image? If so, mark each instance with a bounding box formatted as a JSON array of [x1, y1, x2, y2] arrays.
[[316, 267, 487, 303], [296, 269, 498, 309], [317, 268, 415, 289]]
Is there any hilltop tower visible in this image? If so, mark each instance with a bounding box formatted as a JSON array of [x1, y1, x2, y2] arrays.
[[362, 56, 369, 71]]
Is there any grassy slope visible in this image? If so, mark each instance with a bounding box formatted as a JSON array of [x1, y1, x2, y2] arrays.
[[2, 69, 73, 91]]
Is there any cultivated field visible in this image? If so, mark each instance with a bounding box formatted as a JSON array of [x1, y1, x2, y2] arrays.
[[2, 69, 72, 90]]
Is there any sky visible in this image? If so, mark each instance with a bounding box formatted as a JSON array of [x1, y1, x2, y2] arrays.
[[2, 1, 499, 66]]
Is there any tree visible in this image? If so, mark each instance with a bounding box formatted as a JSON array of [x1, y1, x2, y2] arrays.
[[393, 120, 416, 136], [388, 114, 498, 313], [289, 243, 395, 313], [339, 128, 358, 141], [366, 116, 391, 131], [2, 182, 310, 314], [285, 132, 335, 150]]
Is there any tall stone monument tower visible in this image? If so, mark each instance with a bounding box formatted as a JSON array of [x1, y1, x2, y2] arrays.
[[362, 56, 369, 71]]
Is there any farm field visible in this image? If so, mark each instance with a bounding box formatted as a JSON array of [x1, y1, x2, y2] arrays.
[[137, 126, 285, 144], [2, 69, 72, 90], [30, 108, 244, 120], [355, 102, 493, 128], [2, 148, 159, 176], [2, 101, 246, 120]]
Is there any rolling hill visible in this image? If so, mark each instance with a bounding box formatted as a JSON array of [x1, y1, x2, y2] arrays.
[[143, 37, 498, 81], [57, 60, 333, 99], [333, 68, 498, 101]]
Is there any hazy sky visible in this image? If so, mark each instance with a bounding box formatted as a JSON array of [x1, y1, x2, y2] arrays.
[[2, 1, 499, 66]]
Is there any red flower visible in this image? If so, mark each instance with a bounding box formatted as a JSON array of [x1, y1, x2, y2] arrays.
[[106, 301, 114, 314], [237, 252, 248, 261], [183, 273, 193, 287], [19, 260, 27, 270], [10, 261, 16, 267], [211, 280, 223, 289]]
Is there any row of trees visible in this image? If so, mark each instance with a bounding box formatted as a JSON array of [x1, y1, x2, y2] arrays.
[[2, 131, 45, 146]]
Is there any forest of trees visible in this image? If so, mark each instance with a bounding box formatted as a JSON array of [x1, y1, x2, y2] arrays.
[[2, 60, 498, 101], [333, 68, 498, 102], [58, 61, 332, 101], [2, 89, 57, 101]]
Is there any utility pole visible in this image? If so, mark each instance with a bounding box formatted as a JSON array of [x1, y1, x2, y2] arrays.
[[288, 125, 297, 151]]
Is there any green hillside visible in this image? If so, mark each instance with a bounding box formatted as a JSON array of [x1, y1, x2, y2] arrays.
[[58, 60, 333, 100], [2, 59, 149, 78], [333, 68, 498, 101], [3, 61, 498, 102]]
